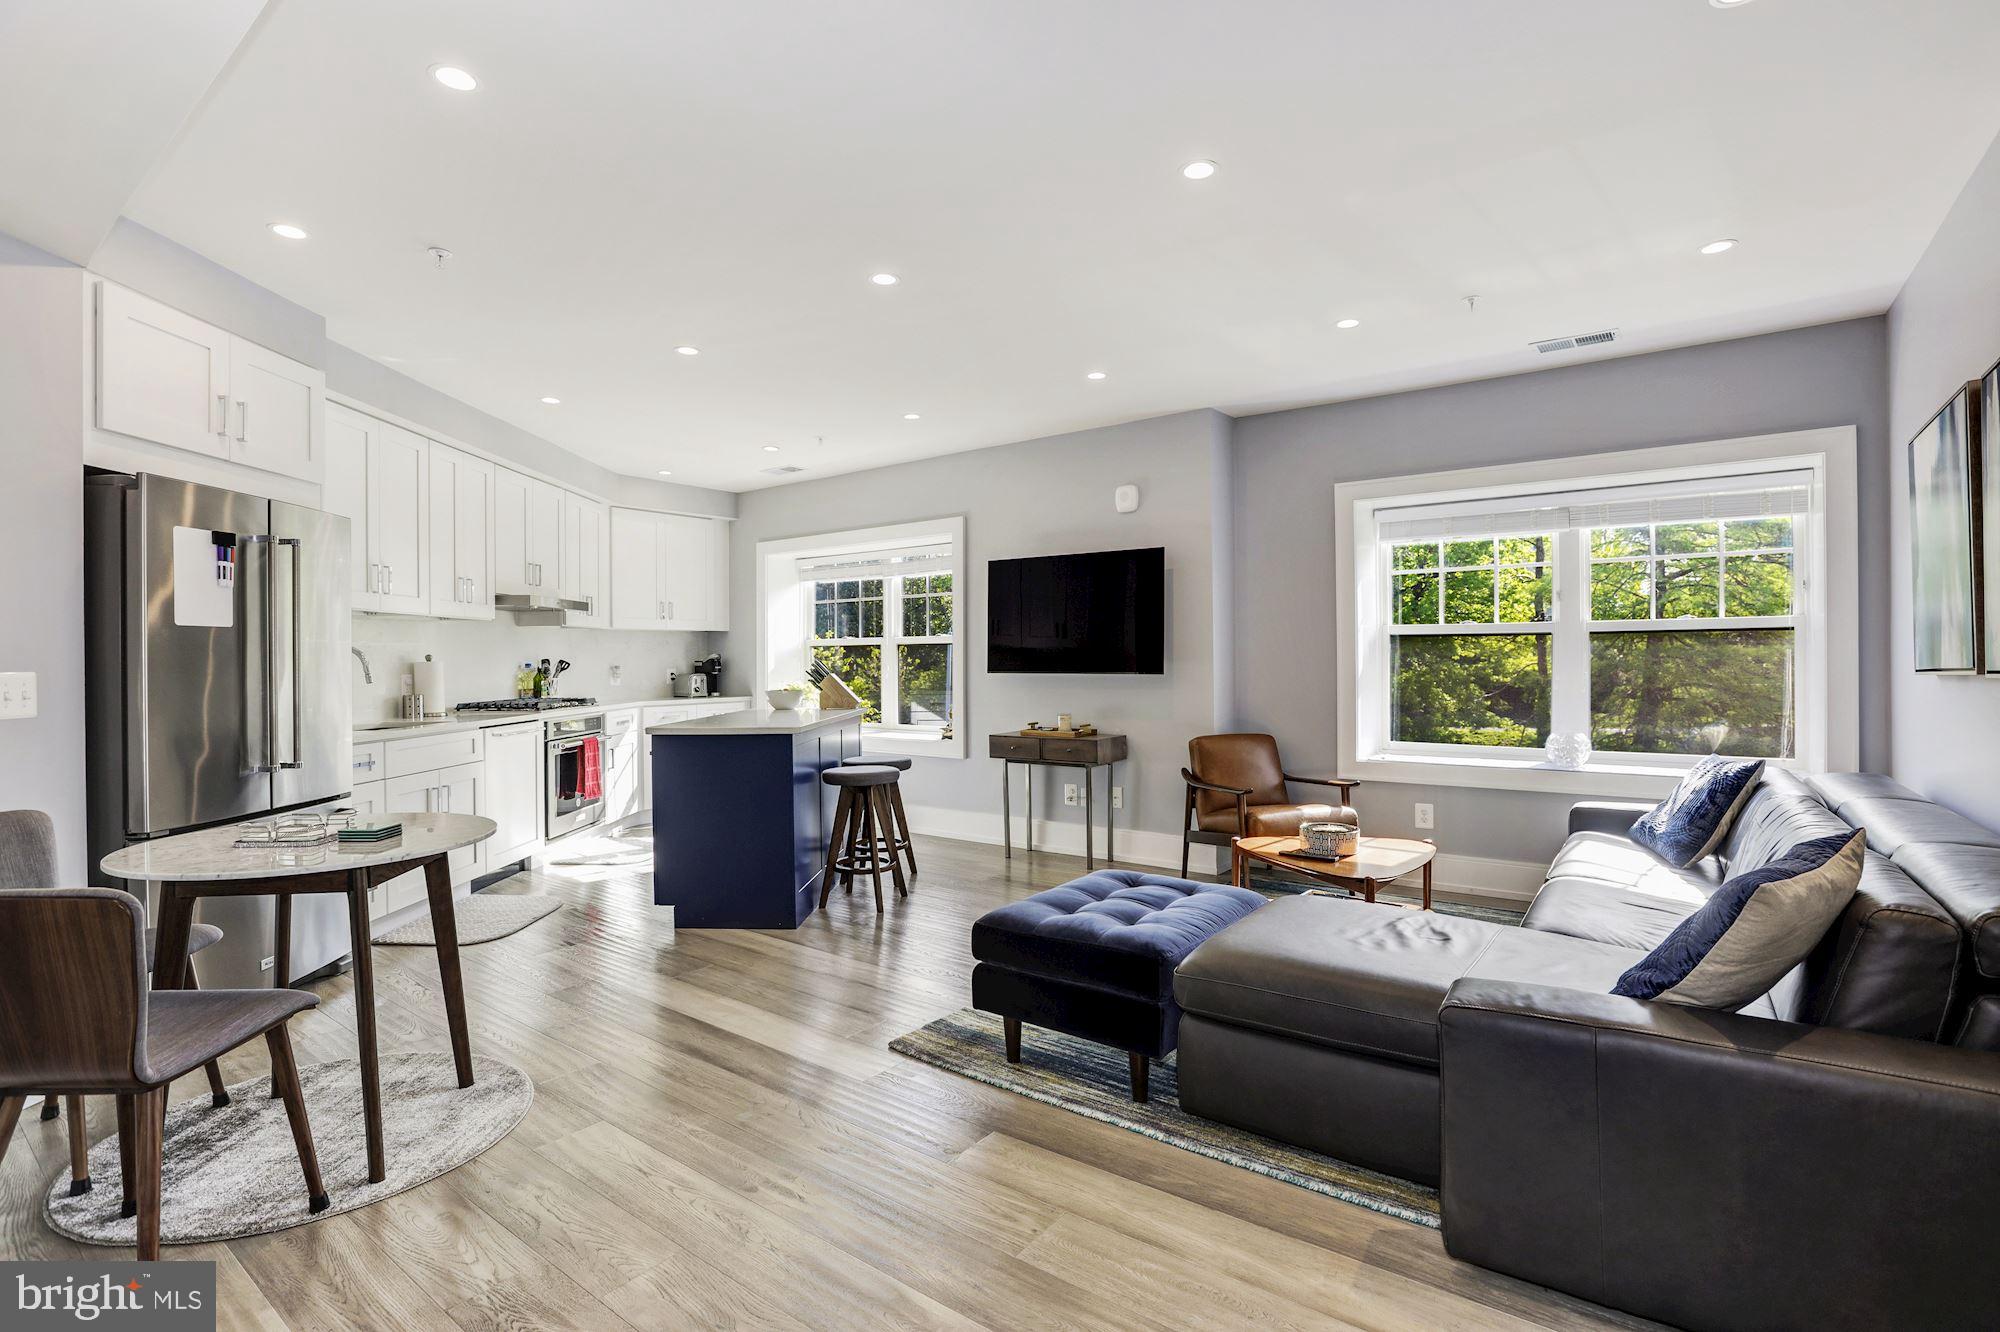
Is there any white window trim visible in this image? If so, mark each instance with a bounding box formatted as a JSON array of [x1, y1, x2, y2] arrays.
[[754, 516, 968, 759], [1335, 427, 1859, 797]]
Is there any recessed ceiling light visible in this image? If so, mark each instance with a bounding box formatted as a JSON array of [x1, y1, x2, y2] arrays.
[[268, 223, 308, 240], [656, 469, 674, 476], [431, 65, 478, 91], [539, 396, 561, 405], [1183, 160, 1218, 180], [1085, 371, 1107, 381], [903, 413, 921, 420], [763, 445, 781, 453], [1700, 238, 1738, 255], [675, 346, 700, 356], [1709, 0, 1756, 8], [871, 273, 899, 286], [1336, 318, 1361, 330]]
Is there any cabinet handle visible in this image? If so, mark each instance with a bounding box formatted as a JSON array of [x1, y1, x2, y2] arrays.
[[383, 563, 392, 594], [235, 399, 248, 442], [440, 784, 451, 813], [354, 756, 375, 771], [216, 393, 229, 436]]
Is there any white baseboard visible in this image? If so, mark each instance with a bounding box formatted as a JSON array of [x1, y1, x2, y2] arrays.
[[902, 802, 1542, 904], [902, 802, 1223, 875]]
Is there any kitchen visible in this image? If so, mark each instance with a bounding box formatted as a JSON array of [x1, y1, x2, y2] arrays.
[[79, 275, 754, 988]]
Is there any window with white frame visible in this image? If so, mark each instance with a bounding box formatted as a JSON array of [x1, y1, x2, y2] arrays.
[[801, 546, 955, 734], [1353, 456, 1839, 784]]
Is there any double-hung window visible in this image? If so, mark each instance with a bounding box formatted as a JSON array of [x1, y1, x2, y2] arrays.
[[803, 546, 955, 734], [1342, 431, 1858, 793]]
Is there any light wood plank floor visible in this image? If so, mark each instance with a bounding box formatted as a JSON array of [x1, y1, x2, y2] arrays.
[[1, 835, 1665, 1331]]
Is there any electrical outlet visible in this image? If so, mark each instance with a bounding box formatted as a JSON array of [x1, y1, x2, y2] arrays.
[[1063, 783, 1080, 807], [0, 672, 37, 720], [1111, 786, 1124, 810], [400, 672, 415, 694], [609, 664, 624, 684], [260, 955, 274, 972], [1414, 802, 1435, 830]]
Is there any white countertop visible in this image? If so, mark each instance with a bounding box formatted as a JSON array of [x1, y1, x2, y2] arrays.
[[646, 706, 865, 736], [101, 812, 497, 882], [352, 696, 753, 743]]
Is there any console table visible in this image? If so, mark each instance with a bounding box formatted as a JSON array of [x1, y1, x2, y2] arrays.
[[990, 732, 1129, 869]]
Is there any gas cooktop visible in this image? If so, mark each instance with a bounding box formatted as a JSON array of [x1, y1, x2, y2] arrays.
[[453, 697, 598, 713]]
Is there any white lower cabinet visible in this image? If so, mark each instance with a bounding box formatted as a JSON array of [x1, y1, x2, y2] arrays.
[[482, 721, 544, 866], [603, 709, 641, 825], [384, 758, 484, 887]]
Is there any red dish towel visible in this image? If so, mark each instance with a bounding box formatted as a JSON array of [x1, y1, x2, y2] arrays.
[[579, 735, 603, 801]]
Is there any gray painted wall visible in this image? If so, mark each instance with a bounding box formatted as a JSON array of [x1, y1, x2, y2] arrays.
[[1232, 317, 1891, 863], [0, 236, 90, 882], [724, 410, 1233, 850], [1887, 132, 2000, 829]]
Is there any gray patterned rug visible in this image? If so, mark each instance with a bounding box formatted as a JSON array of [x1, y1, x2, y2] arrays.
[[374, 892, 561, 945], [45, 1054, 532, 1246], [890, 1010, 1440, 1227]]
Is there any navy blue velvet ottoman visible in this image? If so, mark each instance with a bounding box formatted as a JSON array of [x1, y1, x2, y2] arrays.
[[970, 869, 1266, 1101]]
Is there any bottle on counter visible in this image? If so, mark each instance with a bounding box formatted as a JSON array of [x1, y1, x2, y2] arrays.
[[514, 661, 536, 698], [535, 657, 553, 698]]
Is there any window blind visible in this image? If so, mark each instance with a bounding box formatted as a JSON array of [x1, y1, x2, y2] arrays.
[[1374, 470, 1812, 544], [797, 543, 952, 581]]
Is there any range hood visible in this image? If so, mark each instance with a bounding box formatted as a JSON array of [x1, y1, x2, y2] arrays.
[[495, 591, 592, 625]]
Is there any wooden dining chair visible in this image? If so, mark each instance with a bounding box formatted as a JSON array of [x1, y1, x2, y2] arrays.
[[0, 810, 228, 1199], [0, 888, 329, 1260]]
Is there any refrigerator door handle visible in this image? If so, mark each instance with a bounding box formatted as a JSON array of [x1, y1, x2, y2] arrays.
[[275, 537, 303, 770], [241, 534, 277, 774]]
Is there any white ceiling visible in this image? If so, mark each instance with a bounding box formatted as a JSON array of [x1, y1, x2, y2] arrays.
[[38, 2, 2000, 489]]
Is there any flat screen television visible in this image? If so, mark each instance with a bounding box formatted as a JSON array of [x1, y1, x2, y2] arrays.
[[987, 547, 1165, 674]]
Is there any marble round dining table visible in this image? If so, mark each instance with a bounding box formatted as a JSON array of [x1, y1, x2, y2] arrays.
[[101, 812, 496, 1184]]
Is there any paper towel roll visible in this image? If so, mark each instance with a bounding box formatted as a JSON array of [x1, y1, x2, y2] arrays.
[[412, 657, 445, 713]]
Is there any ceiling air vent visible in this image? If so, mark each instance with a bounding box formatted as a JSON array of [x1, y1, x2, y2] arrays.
[[761, 464, 807, 475], [1532, 328, 1618, 355]]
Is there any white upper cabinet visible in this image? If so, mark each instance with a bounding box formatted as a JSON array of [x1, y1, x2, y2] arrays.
[[495, 466, 562, 596], [608, 508, 730, 632], [609, 506, 665, 629], [96, 283, 230, 460], [560, 490, 608, 624], [227, 338, 324, 481], [95, 282, 324, 482], [324, 403, 427, 615], [428, 443, 494, 620]]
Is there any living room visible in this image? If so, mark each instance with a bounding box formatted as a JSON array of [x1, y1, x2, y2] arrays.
[[5, 3, 2000, 1330]]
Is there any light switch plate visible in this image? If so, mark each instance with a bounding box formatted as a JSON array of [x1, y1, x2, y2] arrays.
[[0, 672, 37, 719]]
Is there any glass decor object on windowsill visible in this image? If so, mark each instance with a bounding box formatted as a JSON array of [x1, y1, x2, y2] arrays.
[[1545, 732, 1593, 770]]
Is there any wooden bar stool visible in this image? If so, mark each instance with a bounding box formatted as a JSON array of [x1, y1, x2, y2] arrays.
[[820, 766, 908, 912], [840, 755, 917, 878]]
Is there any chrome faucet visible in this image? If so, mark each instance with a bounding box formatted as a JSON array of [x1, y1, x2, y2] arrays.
[[350, 646, 373, 684]]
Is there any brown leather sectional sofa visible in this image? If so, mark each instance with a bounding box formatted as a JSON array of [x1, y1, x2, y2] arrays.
[[1173, 769, 2000, 1331]]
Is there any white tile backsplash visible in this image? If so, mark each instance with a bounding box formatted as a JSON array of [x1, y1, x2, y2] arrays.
[[350, 614, 720, 721]]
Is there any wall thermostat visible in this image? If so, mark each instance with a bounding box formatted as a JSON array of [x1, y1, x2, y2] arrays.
[[1113, 484, 1140, 514]]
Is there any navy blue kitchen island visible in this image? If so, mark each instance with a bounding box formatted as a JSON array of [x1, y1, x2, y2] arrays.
[[650, 706, 865, 927]]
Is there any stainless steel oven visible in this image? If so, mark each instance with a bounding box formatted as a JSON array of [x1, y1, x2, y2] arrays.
[[546, 713, 605, 839]]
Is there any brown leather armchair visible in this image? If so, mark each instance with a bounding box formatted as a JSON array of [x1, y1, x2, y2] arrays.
[[1181, 734, 1358, 876]]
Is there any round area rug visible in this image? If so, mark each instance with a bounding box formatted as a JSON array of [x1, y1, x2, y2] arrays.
[[45, 1054, 532, 1246], [374, 892, 560, 945]]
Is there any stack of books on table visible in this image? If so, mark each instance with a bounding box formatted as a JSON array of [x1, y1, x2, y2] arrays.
[[337, 820, 404, 844]]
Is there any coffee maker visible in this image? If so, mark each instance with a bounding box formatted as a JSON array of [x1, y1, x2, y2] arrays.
[[695, 654, 723, 697]]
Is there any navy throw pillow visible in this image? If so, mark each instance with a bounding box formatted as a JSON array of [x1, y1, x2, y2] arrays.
[[1612, 828, 1865, 1009], [1629, 755, 1765, 868]]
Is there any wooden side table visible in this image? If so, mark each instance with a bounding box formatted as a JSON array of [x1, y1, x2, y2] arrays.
[[1232, 834, 1437, 909], [990, 732, 1129, 870]]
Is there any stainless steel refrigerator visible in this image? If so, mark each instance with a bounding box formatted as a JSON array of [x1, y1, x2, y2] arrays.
[[85, 471, 354, 987]]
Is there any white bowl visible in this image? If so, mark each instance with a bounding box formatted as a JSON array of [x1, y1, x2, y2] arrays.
[[766, 687, 810, 711]]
